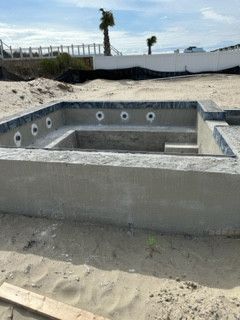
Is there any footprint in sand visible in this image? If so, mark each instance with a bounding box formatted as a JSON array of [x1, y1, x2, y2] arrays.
[[52, 280, 82, 305]]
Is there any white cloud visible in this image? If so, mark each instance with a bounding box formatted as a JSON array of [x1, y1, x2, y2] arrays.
[[0, 23, 100, 47], [1, 1, 239, 55], [1, 21, 240, 55], [55, 0, 143, 11], [54, 0, 177, 12], [201, 7, 237, 24]]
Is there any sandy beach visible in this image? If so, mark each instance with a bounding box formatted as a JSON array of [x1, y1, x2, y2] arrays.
[[0, 74, 240, 319]]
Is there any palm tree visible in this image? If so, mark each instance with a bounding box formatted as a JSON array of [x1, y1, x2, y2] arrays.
[[147, 36, 157, 55], [99, 8, 115, 56]]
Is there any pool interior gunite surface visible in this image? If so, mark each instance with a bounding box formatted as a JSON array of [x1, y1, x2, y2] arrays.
[[0, 100, 240, 235], [0, 100, 234, 156]]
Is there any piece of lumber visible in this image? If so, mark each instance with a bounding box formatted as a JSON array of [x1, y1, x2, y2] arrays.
[[0, 282, 109, 320]]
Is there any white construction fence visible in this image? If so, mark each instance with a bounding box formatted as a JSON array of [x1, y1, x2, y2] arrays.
[[93, 49, 240, 73]]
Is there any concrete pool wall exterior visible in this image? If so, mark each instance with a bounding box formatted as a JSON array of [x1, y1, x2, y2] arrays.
[[0, 100, 239, 235]]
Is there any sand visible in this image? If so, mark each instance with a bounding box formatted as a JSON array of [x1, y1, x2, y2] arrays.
[[0, 74, 240, 119], [0, 74, 240, 319]]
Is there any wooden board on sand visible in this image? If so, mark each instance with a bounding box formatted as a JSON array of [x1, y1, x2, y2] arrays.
[[0, 282, 109, 320]]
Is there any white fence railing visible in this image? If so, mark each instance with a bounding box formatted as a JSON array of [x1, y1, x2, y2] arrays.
[[93, 49, 240, 73], [0, 40, 122, 60], [212, 44, 240, 52]]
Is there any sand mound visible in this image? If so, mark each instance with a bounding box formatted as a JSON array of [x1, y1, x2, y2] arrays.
[[0, 74, 239, 119]]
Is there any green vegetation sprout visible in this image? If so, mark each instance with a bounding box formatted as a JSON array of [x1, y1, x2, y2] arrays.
[[146, 235, 159, 258]]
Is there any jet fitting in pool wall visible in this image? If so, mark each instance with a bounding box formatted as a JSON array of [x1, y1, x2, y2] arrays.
[[146, 112, 156, 123], [96, 111, 104, 122], [46, 117, 52, 129], [120, 111, 129, 121], [14, 131, 22, 147], [31, 124, 38, 136]]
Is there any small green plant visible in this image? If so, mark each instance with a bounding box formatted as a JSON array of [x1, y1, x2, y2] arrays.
[[146, 235, 159, 258], [147, 235, 157, 248]]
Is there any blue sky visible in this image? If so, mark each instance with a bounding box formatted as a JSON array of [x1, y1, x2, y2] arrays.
[[0, 0, 239, 54]]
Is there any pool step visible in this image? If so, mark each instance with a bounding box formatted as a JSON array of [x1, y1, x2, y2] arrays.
[[165, 143, 199, 154]]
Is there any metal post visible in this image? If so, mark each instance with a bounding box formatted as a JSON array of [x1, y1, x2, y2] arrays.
[[29, 47, 33, 58], [88, 45, 90, 55], [50, 46, 53, 57], [82, 44, 85, 55], [93, 43, 96, 55], [77, 45, 80, 56], [216, 50, 220, 71], [60, 45, 63, 54], [39, 46, 42, 58], [0, 40, 3, 59], [71, 44, 74, 56], [98, 44, 101, 54], [19, 47, 23, 59]]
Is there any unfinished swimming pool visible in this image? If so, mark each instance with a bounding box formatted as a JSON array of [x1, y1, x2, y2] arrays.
[[0, 100, 240, 235]]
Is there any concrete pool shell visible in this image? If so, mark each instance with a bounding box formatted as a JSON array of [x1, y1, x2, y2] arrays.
[[0, 100, 240, 235]]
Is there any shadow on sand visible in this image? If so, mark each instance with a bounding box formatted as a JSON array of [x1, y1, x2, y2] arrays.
[[0, 213, 239, 290]]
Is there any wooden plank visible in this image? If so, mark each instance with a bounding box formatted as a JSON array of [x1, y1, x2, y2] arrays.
[[0, 282, 109, 320]]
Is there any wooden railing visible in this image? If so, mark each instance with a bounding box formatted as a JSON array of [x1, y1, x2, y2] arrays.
[[0, 40, 122, 60]]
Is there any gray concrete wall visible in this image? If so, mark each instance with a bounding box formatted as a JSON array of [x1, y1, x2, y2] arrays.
[[0, 100, 239, 236], [46, 130, 77, 149], [64, 108, 197, 127], [0, 106, 198, 148], [0, 110, 64, 148], [0, 157, 240, 235], [197, 114, 224, 155], [74, 129, 196, 152]]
